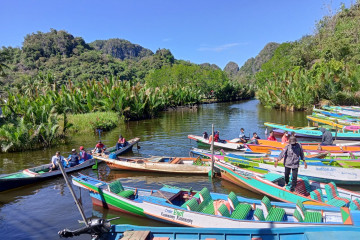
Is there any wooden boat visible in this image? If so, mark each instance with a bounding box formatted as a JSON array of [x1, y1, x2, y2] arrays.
[[224, 154, 360, 185], [59, 223, 360, 240], [0, 155, 96, 192], [92, 137, 140, 159], [307, 115, 360, 130], [73, 174, 360, 228], [215, 159, 360, 209], [264, 122, 360, 140], [97, 155, 211, 174], [190, 147, 268, 158], [188, 135, 246, 151], [323, 106, 360, 117], [246, 139, 360, 153]]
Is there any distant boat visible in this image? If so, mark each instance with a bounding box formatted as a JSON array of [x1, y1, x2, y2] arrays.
[[264, 122, 360, 140], [188, 135, 246, 151], [92, 137, 140, 159], [0, 156, 96, 192], [97, 155, 211, 174]]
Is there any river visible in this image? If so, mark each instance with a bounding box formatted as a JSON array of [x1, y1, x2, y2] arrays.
[[0, 99, 336, 239]]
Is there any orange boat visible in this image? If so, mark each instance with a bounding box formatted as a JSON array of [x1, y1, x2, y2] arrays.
[[246, 139, 360, 153]]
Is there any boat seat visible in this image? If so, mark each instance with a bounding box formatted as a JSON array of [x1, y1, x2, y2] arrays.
[[262, 173, 284, 182], [201, 202, 215, 215], [217, 203, 231, 217], [230, 203, 252, 220], [228, 191, 239, 211], [300, 176, 312, 193], [294, 179, 310, 196], [310, 189, 325, 202], [253, 208, 265, 221], [182, 198, 200, 212], [261, 196, 285, 222], [108, 180, 134, 198], [325, 182, 351, 205], [193, 187, 212, 203], [349, 199, 360, 210], [296, 200, 322, 223]]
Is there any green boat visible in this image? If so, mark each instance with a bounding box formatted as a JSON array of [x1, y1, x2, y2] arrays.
[[214, 159, 360, 209], [265, 122, 360, 140]]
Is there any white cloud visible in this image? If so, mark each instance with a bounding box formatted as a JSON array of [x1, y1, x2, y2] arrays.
[[162, 38, 172, 42], [197, 42, 246, 52]]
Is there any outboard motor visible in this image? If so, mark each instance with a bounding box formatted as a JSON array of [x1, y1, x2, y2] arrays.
[[58, 218, 111, 239]]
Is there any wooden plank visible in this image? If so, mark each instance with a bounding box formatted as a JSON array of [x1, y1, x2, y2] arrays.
[[121, 230, 150, 240]]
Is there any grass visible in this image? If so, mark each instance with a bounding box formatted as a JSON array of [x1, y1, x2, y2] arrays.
[[63, 112, 122, 133]]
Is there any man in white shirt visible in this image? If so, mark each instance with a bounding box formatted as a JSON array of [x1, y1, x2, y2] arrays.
[[50, 151, 65, 171]]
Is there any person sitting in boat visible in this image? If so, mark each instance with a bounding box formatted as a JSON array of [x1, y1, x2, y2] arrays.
[[116, 135, 127, 150], [267, 130, 277, 141], [250, 132, 260, 144], [79, 146, 89, 161], [49, 151, 65, 172], [94, 140, 106, 154], [320, 128, 334, 146], [214, 131, 220, 142], [281, 132, 289, 143], [66, 149, 80, 167], [238, 128, 247, 143], [203, 132, 209, 139]]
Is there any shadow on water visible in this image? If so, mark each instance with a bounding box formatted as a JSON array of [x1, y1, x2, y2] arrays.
[[0, 100, 358, 239]]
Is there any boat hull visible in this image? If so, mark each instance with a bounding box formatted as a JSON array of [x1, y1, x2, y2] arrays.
[[0, 157, 98, 192]]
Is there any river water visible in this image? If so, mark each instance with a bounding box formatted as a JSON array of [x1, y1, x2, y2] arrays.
[[0, 99, 336, 239]]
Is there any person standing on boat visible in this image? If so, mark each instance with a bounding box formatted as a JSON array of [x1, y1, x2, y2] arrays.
[[320, 128, 334, 146], [267, 131, 277, 141], [66, 149, 80, 167], [49, 151, 65, 171], [275, 136, 307, 192]]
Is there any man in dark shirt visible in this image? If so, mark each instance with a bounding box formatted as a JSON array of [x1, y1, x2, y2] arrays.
[[66, 149, 80, 167], [320, 128, 334, 146], [275, 136, 307, 192]]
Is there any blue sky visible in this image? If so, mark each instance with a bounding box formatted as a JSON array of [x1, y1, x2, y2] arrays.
[[0, 0, 354, 69]]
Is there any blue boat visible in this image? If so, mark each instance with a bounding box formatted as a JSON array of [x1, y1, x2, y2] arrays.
[[60, 223, 360, 240]]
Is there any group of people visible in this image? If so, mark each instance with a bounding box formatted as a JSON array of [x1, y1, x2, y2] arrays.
[[49, 146, 89, 171], [49, 134, 128, 171]]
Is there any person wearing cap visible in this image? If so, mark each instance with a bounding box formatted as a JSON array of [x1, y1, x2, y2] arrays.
[[66, 149, 80, 167], [94, 140, 106, 154], [281, 132, 289, 144], [275, 136, 307, 192], [49, 151, 65, 172], [79, 146, 89, 161]]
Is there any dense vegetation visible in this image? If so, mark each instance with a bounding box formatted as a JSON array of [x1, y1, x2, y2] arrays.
[[0, 29, 254, 152], [256, 3, 360, 110]]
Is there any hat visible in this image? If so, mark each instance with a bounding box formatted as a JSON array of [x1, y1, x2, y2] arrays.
[[289, 136, 297, 144], [79, 146, 84, 150], [72, 149, 76, 152]]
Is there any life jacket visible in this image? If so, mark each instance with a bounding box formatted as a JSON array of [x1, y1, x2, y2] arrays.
[[69, 154, 79, 164]]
